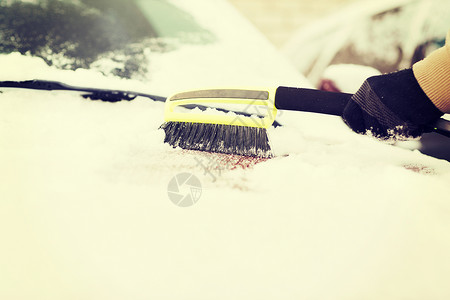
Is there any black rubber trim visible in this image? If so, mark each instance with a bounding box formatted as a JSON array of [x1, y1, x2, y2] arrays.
[[427, 118, 450, 138]]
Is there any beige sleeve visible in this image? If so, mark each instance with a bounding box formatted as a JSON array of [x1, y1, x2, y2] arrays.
[[412, 30, 450, 113]]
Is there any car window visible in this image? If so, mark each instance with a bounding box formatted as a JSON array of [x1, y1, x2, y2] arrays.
[[135, 0, 215, 43], [0, 0, 215, 78], [330, 0, 450, 73]]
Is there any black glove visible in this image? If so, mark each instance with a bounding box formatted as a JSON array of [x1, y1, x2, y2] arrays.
[[342, 69, 443, 139]]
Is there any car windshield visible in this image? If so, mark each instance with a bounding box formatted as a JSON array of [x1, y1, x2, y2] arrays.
[[0, 0, 215, 78]]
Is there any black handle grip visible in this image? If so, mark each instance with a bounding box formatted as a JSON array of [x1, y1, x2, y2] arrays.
[[275, 86, 351, 116]]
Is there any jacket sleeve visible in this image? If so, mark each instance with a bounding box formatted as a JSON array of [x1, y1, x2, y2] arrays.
[[412, 30, 450, 113]]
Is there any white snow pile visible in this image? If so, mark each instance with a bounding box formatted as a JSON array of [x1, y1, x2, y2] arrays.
[[1, 42, 450, 300], [321, 64, 382, 93]]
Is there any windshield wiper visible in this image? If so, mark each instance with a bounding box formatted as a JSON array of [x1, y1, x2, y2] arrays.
[[0, 79, 167, 102]]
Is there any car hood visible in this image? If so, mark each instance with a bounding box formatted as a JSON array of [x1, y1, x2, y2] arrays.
[[1, 1, 450, 299]]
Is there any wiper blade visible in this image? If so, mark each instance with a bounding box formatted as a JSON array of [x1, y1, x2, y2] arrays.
[[0, 79, 167, 102]]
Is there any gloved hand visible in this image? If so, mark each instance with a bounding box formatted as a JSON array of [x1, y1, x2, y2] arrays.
[[342, 69, 443, 139]]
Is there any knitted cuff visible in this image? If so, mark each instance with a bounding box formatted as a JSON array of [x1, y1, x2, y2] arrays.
[[413, 31, 450, 113]]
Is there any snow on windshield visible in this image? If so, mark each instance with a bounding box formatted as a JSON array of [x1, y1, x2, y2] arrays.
[[1, 0, 450, 299], [0, 0, 215, 79]]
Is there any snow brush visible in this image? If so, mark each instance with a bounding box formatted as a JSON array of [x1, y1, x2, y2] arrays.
[[160, 86, 450, 158]]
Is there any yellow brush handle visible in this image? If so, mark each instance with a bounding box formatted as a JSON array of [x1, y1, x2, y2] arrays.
[[164, 87, 278, 128]]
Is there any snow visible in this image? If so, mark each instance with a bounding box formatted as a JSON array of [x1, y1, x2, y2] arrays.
[[2, 53, 450, 300], [1, 1, 450, 299], [321, 64, 381, 93]]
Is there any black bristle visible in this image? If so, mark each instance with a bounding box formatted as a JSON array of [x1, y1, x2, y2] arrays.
[[160, 122, 273, 158]]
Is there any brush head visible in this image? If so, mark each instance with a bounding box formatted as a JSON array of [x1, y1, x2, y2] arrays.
[[160, 121, 273, 158], [161, 87, 278, 158]]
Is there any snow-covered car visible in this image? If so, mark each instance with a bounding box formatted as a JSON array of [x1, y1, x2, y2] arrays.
[[1, 1, 450, 300], [283, 0, 449, 87], [282, 0, 450, 160]]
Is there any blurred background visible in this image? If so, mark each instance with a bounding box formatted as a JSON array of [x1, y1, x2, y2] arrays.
[[227, 0, 448, 90], [228, 0, 358, 48]]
